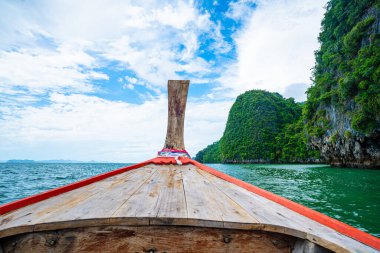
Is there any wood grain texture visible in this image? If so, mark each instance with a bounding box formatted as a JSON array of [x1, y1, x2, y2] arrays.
[[0, 164, 378, 253], [197, 169, 378, 253], [0, 225, 300, 253], [182, 165, 257, 224], [155, 165, 187, 218], [164, 80, 189, 150], [0, 167, 155, 235]]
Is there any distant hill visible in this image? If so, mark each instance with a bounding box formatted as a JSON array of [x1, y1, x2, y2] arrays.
[[195, 90, 320, 163], [41, 160, 108, 163], [6, 159, 35, 163], [4, 159, 110, 163]]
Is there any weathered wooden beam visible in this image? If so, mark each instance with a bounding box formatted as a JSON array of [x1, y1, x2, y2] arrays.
[[0, 226, 297, 253], [163, 80, 190, 150]]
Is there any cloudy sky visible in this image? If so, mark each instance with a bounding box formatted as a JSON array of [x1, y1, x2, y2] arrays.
[[0, 0, 326, 162]]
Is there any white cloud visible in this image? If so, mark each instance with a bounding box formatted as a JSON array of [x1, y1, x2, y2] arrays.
[[209, 21, 233, 54], [101, 4, 213, 87], [154, 2, 198, 30], [0, 0, 220, 94], [186, 99, 233, 153], [226, 0, 256, 21], [122, 77, 140, 90], [125, 77, 138, 84], [222, 0, 326, 101], [123, 83, 135, 90], [0, 93, 231, 162], [0, 0, 328, 162], [0, 0, 230, 161], [0, 45, 107, 94]]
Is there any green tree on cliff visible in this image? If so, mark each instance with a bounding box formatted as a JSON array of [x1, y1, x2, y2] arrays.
[[195, 90, 319, 163], [304, 0, 380, 136]]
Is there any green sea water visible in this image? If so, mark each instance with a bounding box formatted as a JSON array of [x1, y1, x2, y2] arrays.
[[211, 163, 380, 237], [0, 163, 379, 237]]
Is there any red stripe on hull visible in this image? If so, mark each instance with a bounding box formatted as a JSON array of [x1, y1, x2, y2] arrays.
[[188, 159, 380, 251], [0, 159, 155, 216], [0, 156, 379, 250]]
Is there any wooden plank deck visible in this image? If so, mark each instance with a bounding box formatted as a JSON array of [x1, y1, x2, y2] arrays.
[[0, 163, 378, 253]]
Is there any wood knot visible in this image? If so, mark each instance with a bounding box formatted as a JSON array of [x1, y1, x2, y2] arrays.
[[45, 238, 58, 247], [223, 236, 232, 243]]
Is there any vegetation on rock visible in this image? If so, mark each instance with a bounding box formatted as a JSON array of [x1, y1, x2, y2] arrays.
[[304, 0, 380, 167], [195, 90, 319, 163], [305, 0, 379, 135], [194, 141, 222, 163], [196, 0, 379, 168]]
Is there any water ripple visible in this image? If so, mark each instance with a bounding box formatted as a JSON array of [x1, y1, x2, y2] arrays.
[[210, 163, 380, 237]]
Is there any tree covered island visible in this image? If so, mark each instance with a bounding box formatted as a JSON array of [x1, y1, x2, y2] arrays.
[[196, 0, 379, 168]]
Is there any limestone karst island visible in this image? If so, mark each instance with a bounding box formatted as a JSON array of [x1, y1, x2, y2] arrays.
[[196, 0, 380, 169]]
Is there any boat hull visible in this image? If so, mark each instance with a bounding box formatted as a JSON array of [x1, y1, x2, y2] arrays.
[[0, 225, 331, 253], [0, 159, 379, 253]]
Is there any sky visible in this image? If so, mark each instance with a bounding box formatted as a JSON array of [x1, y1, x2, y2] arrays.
[[0, 0, 327, 162]]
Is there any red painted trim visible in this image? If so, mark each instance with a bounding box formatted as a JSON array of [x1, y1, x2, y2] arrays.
[[188, 159, 380, 251], [0, 158, 155, 215], [1, 156, 378, 250]]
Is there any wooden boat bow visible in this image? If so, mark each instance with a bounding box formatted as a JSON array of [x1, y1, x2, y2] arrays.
[[0, 80, 379, 253]]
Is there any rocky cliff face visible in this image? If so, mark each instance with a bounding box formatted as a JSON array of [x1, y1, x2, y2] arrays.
[[310, 105, 380, 168], [306, 1, 380, 169]]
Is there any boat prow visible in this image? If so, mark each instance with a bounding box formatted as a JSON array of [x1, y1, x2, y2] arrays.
[[0, 81, 379, 253]]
